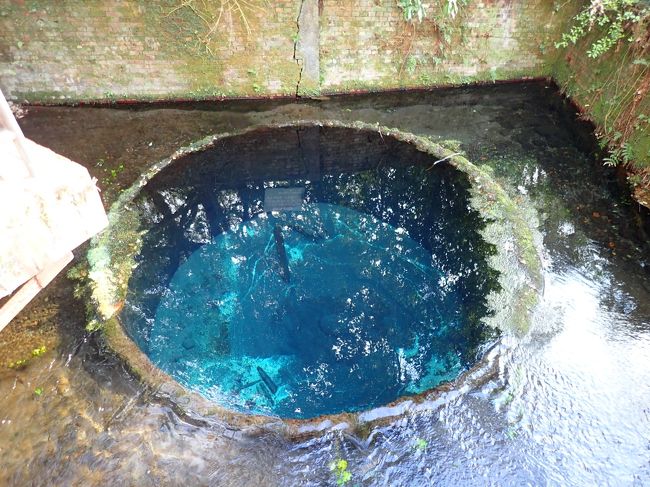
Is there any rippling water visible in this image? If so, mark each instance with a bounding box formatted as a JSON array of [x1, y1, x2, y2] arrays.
[[1, 82, 649, 486]]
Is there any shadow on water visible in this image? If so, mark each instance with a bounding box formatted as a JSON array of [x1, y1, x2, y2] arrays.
[[123, 126, 499, 418], [1, 81, 649, 485]]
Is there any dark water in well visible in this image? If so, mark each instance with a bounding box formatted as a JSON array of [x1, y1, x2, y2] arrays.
[[2, 82, 650, 486], [124, 128, 497, 418]]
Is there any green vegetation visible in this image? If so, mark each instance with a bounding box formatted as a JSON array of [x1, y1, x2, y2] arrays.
[[555, 0, 648, 58], [110, 163, 126, 181], [329, 459, 352, 486], [397, 0, 426, 23], [94, 158, 127, 201], [602, 139, 636, 167], [95, 158, 125, 181], [31, 345, 47, 358], [444, 0, 467, 19], [397, 0, 467, 23], [7, 358, 28, 370], [68, 261, 105, 333], [405, 55, 418, 74], [395, 0, 470, 80], [414, 438, 428, 451], [7, 345, 47, 369], [67, 262, 90, 301], [553, 0, 650, 192], [33, 387, 43, 396], [392, 0, 649, 188]]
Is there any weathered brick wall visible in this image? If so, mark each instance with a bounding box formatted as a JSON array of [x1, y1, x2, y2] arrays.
[[0, 0, 565, 102], [0, 0, 301, 101], [320, 0, 561, 92]]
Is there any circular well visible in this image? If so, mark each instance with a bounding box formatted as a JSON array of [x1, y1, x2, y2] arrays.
[[90, 122, 542, 424]]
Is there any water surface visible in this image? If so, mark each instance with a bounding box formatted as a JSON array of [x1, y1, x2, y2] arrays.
[[1, 82, 649, 486], [124, 128, 497, 418]]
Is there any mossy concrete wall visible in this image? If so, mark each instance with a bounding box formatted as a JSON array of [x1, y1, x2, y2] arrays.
[[0, 0, 562, 102], [0, 0, 302, 101]]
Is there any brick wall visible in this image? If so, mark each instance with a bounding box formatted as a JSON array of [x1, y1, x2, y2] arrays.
[[0, 0, 301, 101], [320, 0, 561, 92], [0, 0, 564, 102]]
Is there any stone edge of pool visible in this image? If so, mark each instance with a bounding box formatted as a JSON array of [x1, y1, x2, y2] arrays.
[[86, 120, 544, 439]]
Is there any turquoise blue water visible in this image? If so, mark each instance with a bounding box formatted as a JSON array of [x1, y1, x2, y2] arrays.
[[151, 203, 463, 417], [123, 127, 497, 418]]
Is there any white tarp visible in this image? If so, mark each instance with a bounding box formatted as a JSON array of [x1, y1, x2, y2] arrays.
[[0, 135, 108, 298]]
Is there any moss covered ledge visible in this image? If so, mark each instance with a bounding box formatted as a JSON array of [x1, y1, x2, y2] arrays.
[[86, 120, 544, 437]]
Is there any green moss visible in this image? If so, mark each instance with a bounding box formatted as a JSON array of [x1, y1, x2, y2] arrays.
[[88, 189, 144, 320], [438, 139, 463, 153], [297, 85, 322, 97], [6, 345, 48, 369], [11, 90, 70, 102]]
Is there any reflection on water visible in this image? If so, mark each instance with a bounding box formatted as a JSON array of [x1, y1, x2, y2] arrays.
[[1, 82, 649, 485], [129, 129, 498, 418]]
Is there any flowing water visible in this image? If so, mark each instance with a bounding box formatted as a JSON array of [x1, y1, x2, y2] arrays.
[[1, 82, 649, 486]]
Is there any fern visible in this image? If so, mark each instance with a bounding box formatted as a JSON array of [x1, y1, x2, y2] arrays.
[[603, 142, 635, 167], [622, 142, 636, 162]]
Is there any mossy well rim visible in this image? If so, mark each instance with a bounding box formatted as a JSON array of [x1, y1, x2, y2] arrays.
[[86, 119, 543, 438]]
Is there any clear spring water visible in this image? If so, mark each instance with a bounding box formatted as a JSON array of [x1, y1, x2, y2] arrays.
[[126, 127, 498, 418], [3, 83, 649, 485], [153, 203, 463, 417]]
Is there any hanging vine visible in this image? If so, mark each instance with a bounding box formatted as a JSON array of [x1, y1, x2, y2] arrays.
[[395, 0, 469, 78], [165, 0, 269, 55]]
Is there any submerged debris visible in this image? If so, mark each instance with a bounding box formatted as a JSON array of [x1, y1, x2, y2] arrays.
[[257, 366, 279, 395], [273, 224, 291, 283]]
